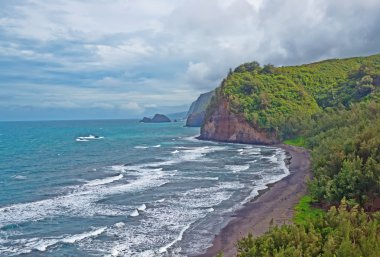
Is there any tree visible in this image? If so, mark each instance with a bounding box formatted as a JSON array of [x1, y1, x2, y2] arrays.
[[234, 61, 261, 73], [357, 75, 375, 97], [259, 92, 270, 110], [261, 64, 275, 74]]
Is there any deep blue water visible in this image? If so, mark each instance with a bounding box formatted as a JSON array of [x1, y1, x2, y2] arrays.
[[0, 120, 288, 256]]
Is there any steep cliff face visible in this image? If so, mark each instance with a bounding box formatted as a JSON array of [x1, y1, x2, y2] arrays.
[[186, 90, 214, 127], [199, 98, 279, 144], [186, 112, 205, 127]]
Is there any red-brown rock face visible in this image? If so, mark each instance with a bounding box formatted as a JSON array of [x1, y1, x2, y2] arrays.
[[199, 98, 279, 145]]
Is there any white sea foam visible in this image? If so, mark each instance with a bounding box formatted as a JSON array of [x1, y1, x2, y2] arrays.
[[244, 184, 269, 203], [62, 227, 106, 244], [84, 181, 241, 257], [206, 207, 214, 212], [176, 146, 225, 162], [33, 240, 57, 252], [3, 227, 107, 254], [152, 144, 161, 148], [85, 174, 123, 187], [76, 138, 89, 142], [275, 149, 290, 177], [243, 148, 290, 203], [156, 198, 165, 203], [114, 222, 125, 228], [80, 135, 104, 140], [182, 135, 200, 142], [183, 135, 221, 145], [137, 204, 146, 211], [184, 176, 219, 181], [0, 168, 167, 228], [134, 146, 148, 149], [158, 224, 190, 253], [171, 150, 180, 154], [76, 135, 104, 142], [111, 248, 119, 256], [225, 164, 250, 173], [243, 148, 262, 155], [265, 154, 278, 163], [12, 175, 26, 180], [111, 165, 127, 172], [129, 210, 139, 217]]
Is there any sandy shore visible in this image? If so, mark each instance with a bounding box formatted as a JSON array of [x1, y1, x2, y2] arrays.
[[194, 144, 311, 257]]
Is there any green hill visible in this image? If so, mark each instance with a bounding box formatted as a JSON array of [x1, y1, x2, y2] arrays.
[[218, 54, 380, 139]]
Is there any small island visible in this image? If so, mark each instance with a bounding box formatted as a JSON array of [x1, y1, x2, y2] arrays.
[[139, 114, 171, 123]]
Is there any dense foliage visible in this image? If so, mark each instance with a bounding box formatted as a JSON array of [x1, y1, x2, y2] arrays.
[[306, 101, 380, 207], [220, 54, 380, 139], [237, 200, 380, 257]]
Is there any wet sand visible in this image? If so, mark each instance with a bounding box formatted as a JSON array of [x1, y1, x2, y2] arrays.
[[195, 144, 311, 257]]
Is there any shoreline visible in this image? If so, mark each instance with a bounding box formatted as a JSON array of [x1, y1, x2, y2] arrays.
[[194, 144, 311, 257]]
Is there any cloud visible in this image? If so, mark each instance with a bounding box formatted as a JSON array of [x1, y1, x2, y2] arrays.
[[86, 39, 155, 67], [90, 103, 115, 110], [119, 102, 144, 113], [95, 77, 124, 87], [184, 62, 216, 90], [144, 104, 157, 108], [1, 0, 380, 120]]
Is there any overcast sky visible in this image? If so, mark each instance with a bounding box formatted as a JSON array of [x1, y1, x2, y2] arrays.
[[1, 0, 380, 120]]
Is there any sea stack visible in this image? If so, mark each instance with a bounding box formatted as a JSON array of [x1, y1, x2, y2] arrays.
[[140, 114, 171, 123]]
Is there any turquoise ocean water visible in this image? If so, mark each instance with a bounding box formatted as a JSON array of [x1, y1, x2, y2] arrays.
[[0, 120, 288, 256]]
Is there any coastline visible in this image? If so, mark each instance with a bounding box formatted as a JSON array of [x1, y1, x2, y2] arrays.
[[194, 144, 311, 257]]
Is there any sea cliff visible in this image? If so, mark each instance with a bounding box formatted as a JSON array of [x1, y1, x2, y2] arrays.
[[199, 97, 278, 144], [186, 90, 214, 127]]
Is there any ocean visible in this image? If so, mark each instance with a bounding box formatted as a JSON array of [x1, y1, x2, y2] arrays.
[[0, 120, 289, 257]]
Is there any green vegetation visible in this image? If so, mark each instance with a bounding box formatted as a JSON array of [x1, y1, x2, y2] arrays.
[[212, 54, 380, 256], [294, 195, 324, 226], [306, 101, 380, 207], [237, 199, 380, 257], [283, 136, 305, 147], [219, 54, 380, 139]]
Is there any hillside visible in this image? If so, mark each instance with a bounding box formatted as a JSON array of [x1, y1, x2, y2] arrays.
[[201, 54, 380, 141], [200, 54, 380, 257]]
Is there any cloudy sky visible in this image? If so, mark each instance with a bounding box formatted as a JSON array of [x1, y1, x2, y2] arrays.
[[1, 0, 380, 120]]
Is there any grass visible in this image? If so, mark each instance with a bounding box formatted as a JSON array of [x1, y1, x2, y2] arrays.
[[294, 195, 325, 225], [283, 136, 306, 147]]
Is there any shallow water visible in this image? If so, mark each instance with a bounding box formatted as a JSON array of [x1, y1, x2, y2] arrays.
[[0, 120, 288, 256]]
